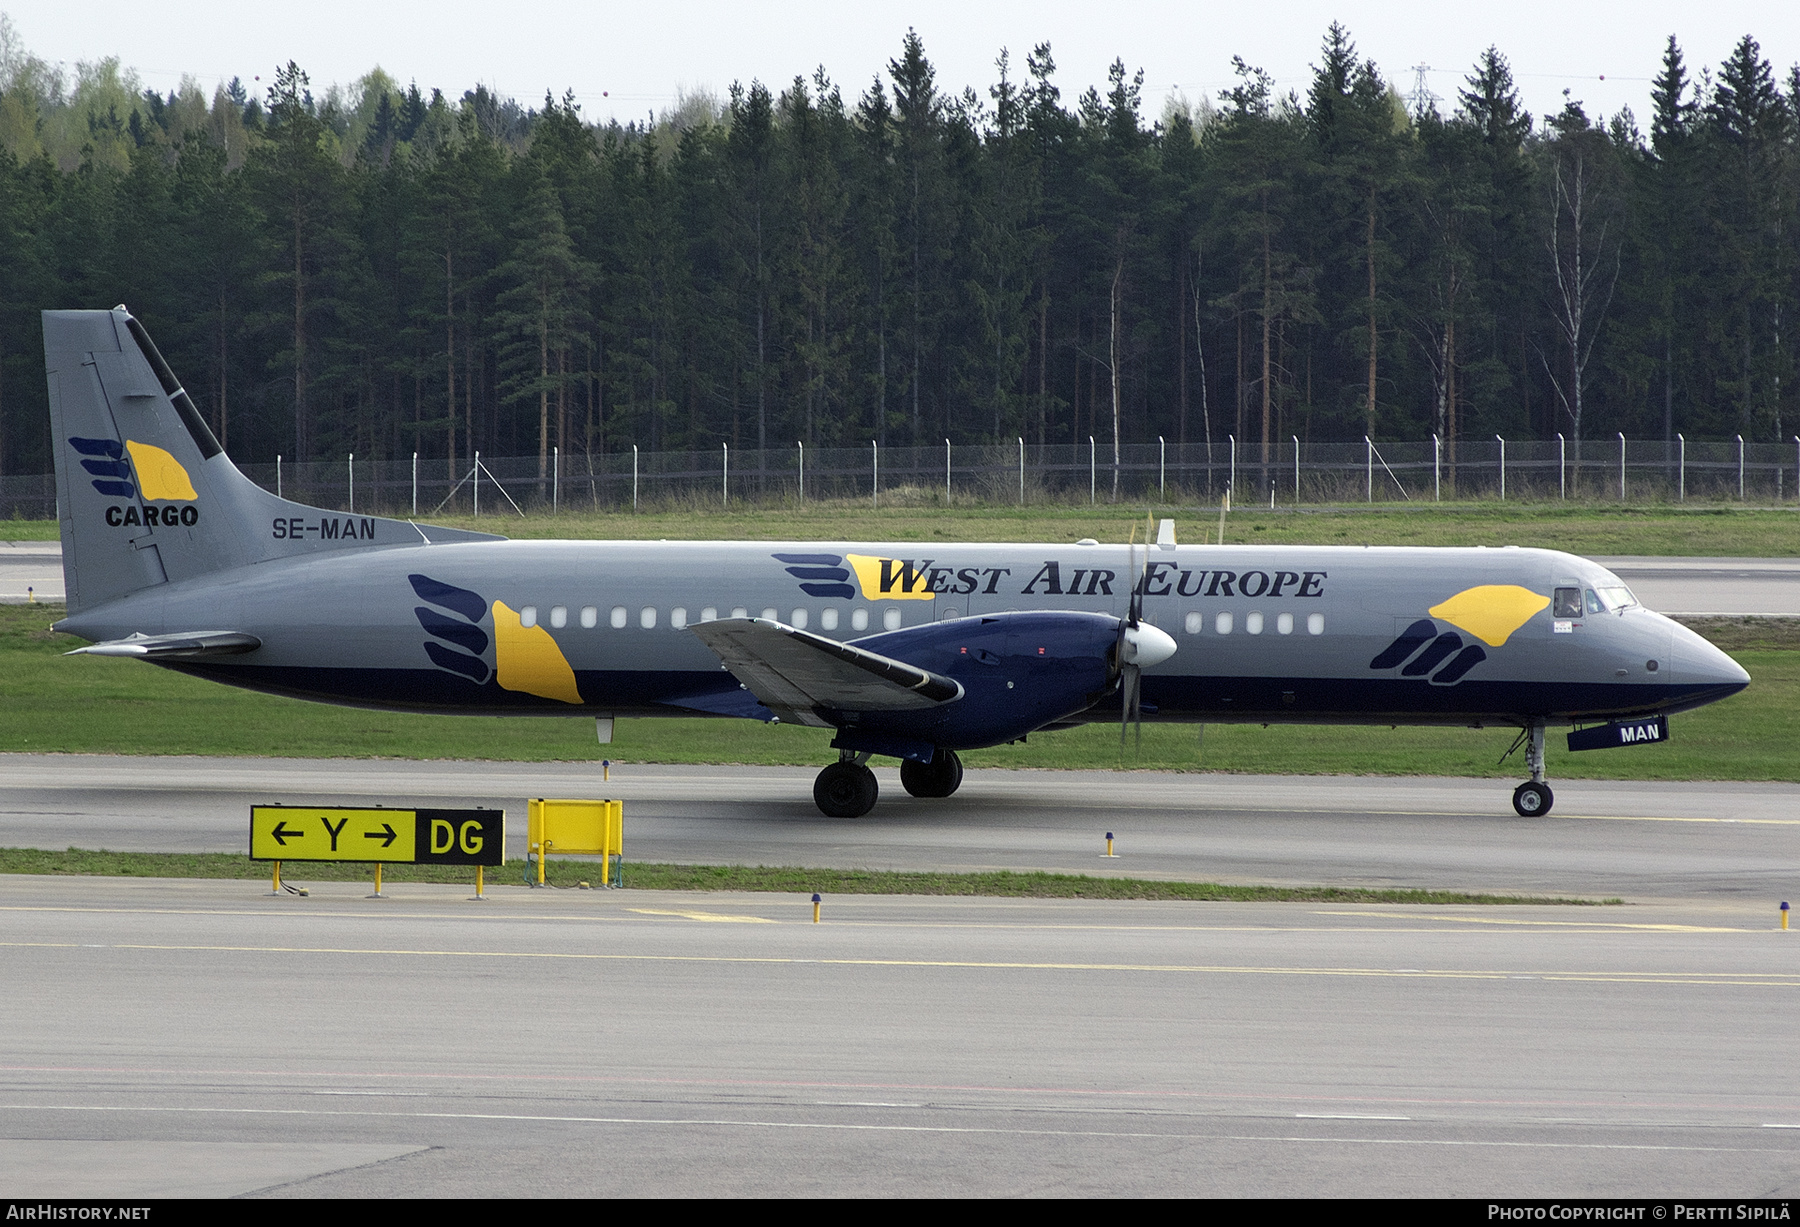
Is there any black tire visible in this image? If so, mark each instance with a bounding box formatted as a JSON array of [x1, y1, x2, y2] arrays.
[[814, 761, 879, 818], [900, 749, 964, 798], [1511, 781, 1554, 817]]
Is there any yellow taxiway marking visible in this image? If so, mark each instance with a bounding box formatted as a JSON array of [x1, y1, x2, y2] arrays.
[[627, 908, 777, 924], [6, 941, 1798, 987]]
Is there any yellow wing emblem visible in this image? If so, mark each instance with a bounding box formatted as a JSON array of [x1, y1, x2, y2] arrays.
[[491, 601, 584, 704], [845, 553, 937, 601], [125, 440, 197, 500], [1428, 585, 1551, 647]]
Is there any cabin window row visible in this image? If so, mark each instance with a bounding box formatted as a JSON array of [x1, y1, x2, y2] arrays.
[[1181, 610, 1326, 636], [516, 605, 907, 633]]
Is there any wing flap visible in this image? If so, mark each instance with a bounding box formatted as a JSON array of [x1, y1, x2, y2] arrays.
[[688, 618, 962, 726], [66, 630, 262, 659]]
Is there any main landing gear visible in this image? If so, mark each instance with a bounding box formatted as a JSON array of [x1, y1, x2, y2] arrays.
[[813, 748, 964, 817], [814, 755, 879, 818], [900, 748, 963, 799], [1511, 722, 1555, 817]]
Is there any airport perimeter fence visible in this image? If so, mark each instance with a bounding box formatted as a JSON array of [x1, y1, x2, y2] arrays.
[[6, 433, 1800, 520]]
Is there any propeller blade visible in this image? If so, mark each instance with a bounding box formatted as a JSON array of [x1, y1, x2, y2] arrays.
[[1115, 621, 1176, 752], [1119, 661, 1137, 749]]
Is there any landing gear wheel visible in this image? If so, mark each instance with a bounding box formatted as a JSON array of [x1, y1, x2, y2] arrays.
[[814, 761, 879, 818], [1512, 781, 1554, 817], [900, 749, 964, 798]]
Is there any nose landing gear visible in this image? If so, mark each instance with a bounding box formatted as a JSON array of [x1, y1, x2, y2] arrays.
[[1511, 722, 1555, 816]]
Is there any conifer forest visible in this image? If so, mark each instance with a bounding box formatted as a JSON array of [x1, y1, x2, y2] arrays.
[[0, 22, 1796, 497]]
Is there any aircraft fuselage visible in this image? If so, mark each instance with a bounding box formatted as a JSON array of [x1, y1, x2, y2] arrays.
[[58, 538, 1744, 736]]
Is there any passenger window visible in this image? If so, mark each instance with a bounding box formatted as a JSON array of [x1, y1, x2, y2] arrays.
[[761, 607, 778, 622], [520, 606, 538, 627], [791, 609, 808, 629], [580, 606, 598, 629], [610, 606, 628, 629], [731, 607, 748, 619], [549, 606, 567, 629], [821, 608, 840, 631], [1246, 612, 1264, 635], [883, 608, 902, 631], [851, 609, 869, 631], [1307, 613, 1325, 636], [640, 607, 658, 629], [700, 607, 718, 622], [1276, 613, 1293, 635], [1215, 612, 1233, 635], [671, 608, 688, 630], [1553, 588, 1582, 619], [1184, 611, 1203, 635]]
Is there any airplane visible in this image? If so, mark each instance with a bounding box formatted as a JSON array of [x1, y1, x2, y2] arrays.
[[42, 306, 1750, 818]]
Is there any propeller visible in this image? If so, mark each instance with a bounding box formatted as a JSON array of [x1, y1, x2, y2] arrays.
[[1117, 515, 1177, 750]]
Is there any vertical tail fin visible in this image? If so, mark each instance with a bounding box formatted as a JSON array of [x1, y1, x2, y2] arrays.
[[44, 306, 500, 615]]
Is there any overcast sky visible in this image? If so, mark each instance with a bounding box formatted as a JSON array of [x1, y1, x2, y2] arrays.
[[11, 1, 1796, 131]]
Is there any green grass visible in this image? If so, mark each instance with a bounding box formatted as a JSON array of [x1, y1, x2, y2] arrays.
[[0, 846, 1610, 904], [0, 602, 1787, 781], [6, 499, 1800, 552]]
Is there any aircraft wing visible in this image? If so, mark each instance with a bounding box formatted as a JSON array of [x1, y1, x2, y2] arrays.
[[66, 631, 262, 659], [688, 618, 963, 728]]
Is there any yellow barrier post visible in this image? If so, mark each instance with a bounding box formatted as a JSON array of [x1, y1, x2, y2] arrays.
[[1104, 831, 1117, 858], [603, 759, 610, 783], [1783, 901, 1790, 931], [471, 864, 485, 901], [812, 893, 821, 924], [529, 799, 623, 888], [368, 862, 385, 898], [271, 860, 281, 895]]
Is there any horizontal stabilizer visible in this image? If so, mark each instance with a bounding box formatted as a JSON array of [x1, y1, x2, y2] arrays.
[[688, 618, 963, 727], [66, 630, 262, 659]]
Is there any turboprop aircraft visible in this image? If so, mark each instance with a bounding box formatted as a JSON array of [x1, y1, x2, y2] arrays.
[[43, 307, 1749, 817]]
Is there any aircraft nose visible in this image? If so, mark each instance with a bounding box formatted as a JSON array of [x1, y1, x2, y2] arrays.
[[1122, 622, 1177, 668], [1674, 622, 1749, 692]]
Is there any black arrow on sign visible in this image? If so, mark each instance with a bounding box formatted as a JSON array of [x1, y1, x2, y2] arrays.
[[364, 823, 397, 848], [270, 821, 302, 845]]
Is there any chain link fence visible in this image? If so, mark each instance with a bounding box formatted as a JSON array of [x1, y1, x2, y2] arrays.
[[7, 434, 1799, 519]]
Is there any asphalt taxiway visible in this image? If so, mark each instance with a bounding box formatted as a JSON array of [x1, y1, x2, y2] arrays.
[[2, 876, 1796, 1197], [2, 755, 1797, 903], [2, 756, 1797, 1195]]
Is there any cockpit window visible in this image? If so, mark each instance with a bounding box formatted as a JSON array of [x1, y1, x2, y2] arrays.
[[1585, 589, 1605, 615], [1553, 587, 1583, 619], [1596, 586, 1638, 612]]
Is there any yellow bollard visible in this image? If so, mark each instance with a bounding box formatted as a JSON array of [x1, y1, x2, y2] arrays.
[[1783, 902, 1790, 931], [603, 759, 610, 783], [272, 860, 281, 894], [1103, 831, 1117, 858], [367, 862, 385, 899], [812, 893, 821, 924], [471, 864, 485, 901]]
